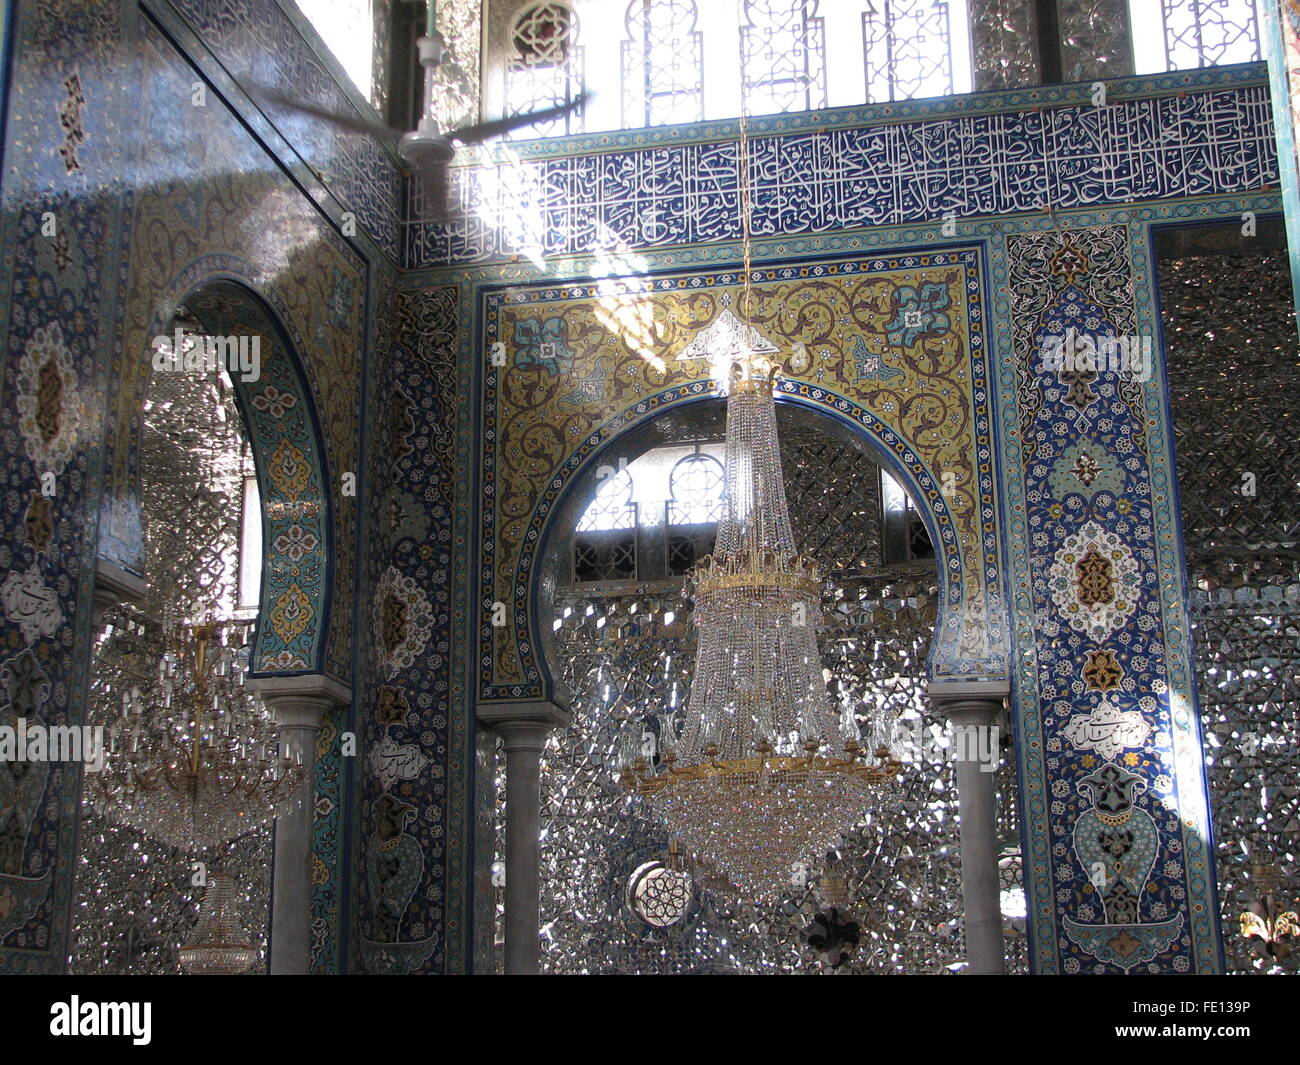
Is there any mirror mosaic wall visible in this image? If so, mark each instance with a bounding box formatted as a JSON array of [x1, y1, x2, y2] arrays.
[[1159, 230, 1300, 975]]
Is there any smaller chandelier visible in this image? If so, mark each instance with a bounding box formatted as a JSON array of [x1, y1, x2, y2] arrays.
[[91, 621, 303, 853], [178, 872, 257, 975]]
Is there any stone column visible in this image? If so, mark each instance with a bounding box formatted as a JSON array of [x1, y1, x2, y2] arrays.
[[250, 675, 351, 975], [477, 700, 570, 975], [929, 679, 1010, 975]]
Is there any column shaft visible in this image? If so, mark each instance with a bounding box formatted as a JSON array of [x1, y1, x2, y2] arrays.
[[251, 677, 349, 977], [498, 721, 550, 975], [270, 718, 320, 975], [951, 710, 1005, 974], [931, 684, 1008, 975], [478, 701, 569, 975]]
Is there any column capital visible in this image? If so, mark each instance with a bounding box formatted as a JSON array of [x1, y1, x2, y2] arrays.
[[477, 699, 571, 731], [250, 674, 352, 730], [928, 679, 1009, 728]]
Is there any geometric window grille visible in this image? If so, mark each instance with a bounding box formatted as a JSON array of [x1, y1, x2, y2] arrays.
[[1146, 0, 1261, 72], [576, 466, 636, 532], [573, 533, 638, 582], [667, 452, 724, 526], [490, 0, 983, 136], [905, 503, 934, 560], [574, 467, 638, 582], [666, 452, 722, 576], [862, 0, 956, 102], [880, 467, 934, 565], [569, 446, 725, 584], [622, 0, 705, 128], [506, 2, 585, 138], [627, 860, 694, 928], [741, 0, 827, 116], [665, 542, 707, 579]]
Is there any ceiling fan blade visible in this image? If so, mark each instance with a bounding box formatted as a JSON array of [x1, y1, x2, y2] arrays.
[[247, 82, 407, 144], [446, 92, 590, 145]]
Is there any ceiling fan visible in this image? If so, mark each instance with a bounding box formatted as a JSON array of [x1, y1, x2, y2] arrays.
[[250, 0, 588, 221]]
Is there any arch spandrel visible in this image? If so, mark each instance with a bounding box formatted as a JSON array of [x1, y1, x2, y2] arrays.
[[479, 248, 1008, 700]]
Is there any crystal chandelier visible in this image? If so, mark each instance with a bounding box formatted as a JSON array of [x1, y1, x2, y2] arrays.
[[621, 360, 901, 900], [616, 85, 901, 901], [90, 620, 303, 853], [177, 872, 257, 975], [612, 69, 901, 901]]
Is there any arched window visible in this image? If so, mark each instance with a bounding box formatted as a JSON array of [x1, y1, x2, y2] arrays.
[[862, 0, 958, 102], [487, 0, 976, 135], [666, 452, 722, 575], [741, 0, 826, 116], [621, 0, 704, 128], [506, 2, 585, 137], [569, 447, 727, 584], [667, 452, 724, 525]]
